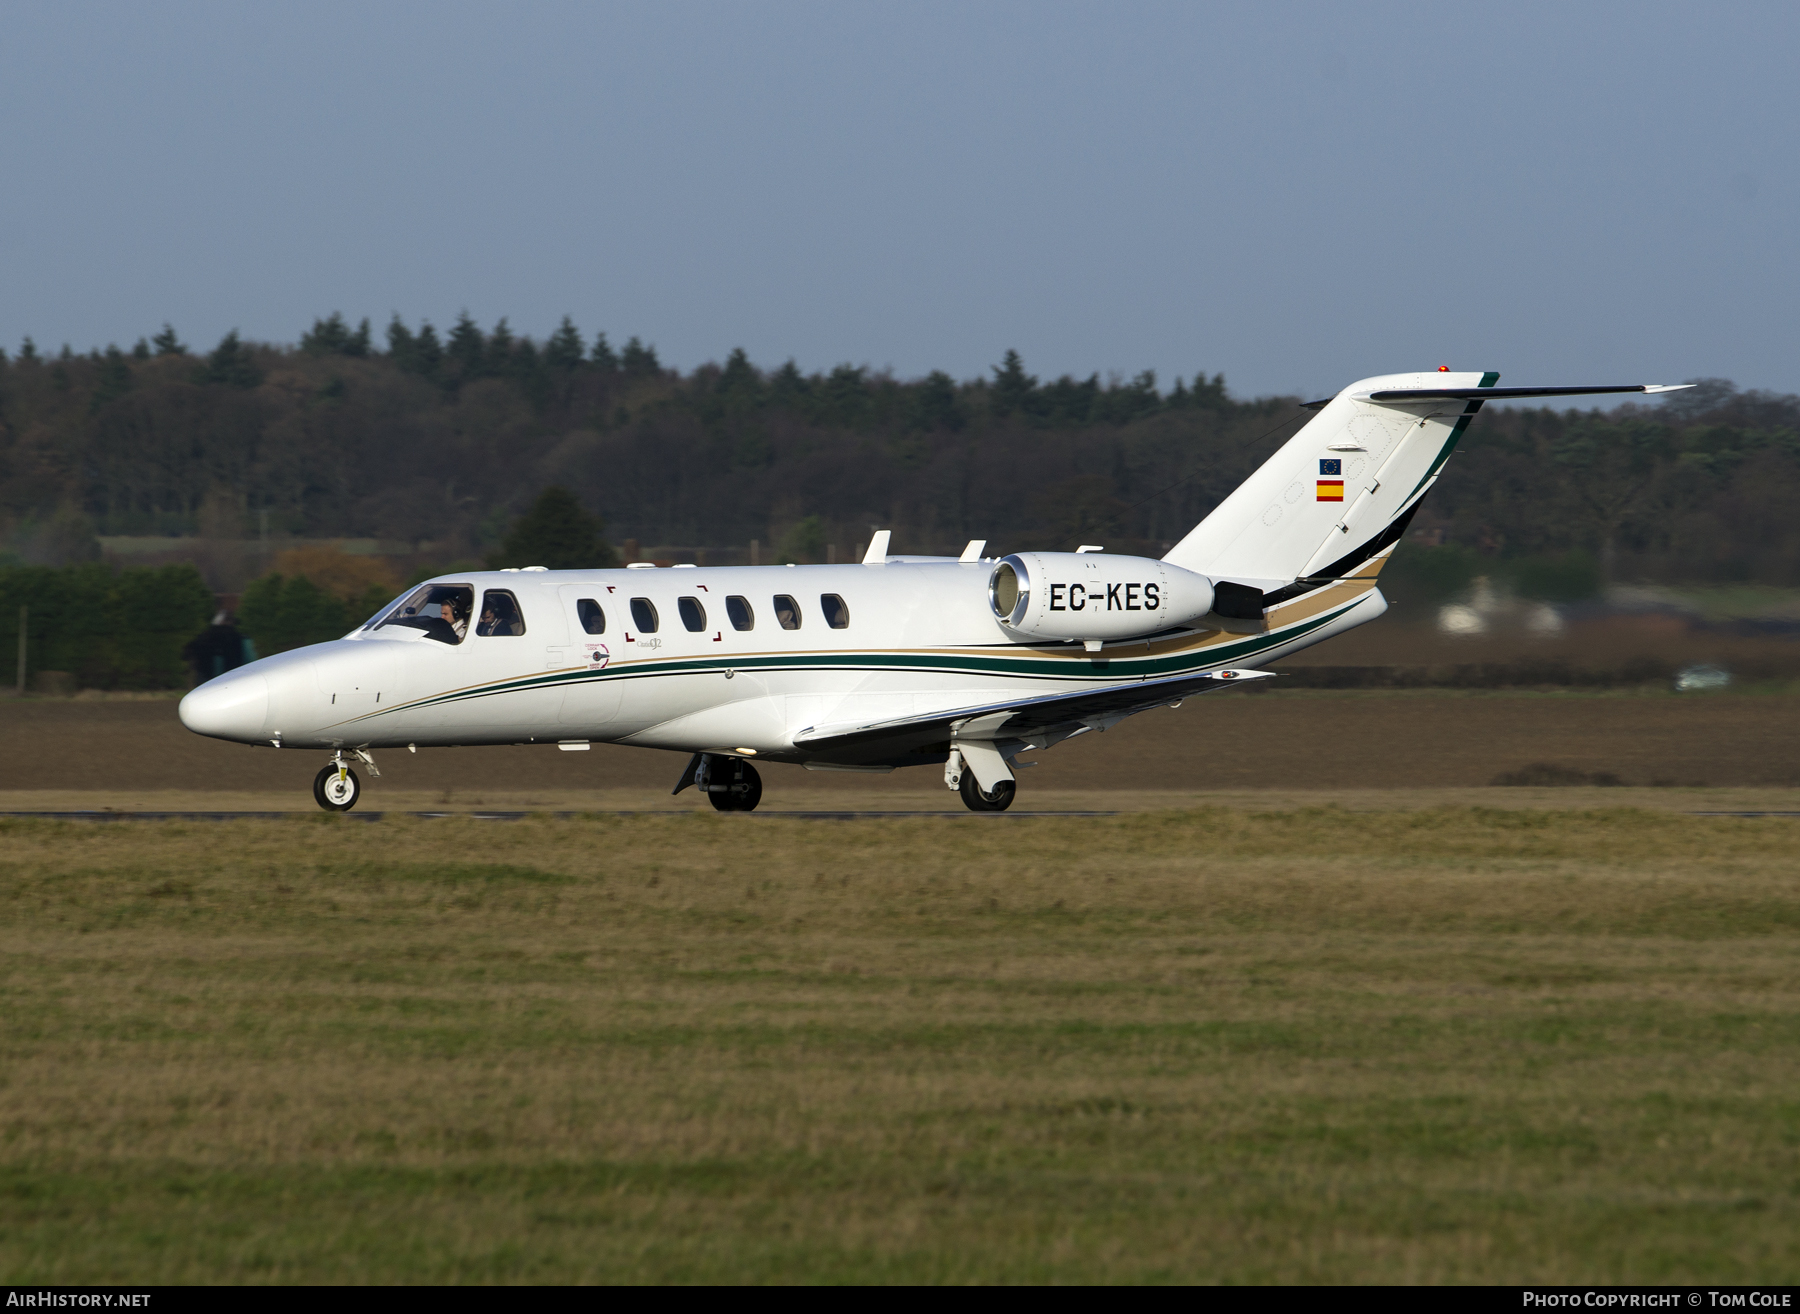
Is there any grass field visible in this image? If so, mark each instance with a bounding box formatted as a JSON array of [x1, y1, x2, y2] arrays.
[[2, 807, 1797, 1282]]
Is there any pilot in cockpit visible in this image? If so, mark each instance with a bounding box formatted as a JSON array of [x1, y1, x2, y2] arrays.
[[441, 598, 468, 641]]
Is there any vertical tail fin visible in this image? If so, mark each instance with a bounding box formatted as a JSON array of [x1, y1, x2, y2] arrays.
[[1162, 371, 1499, 588]]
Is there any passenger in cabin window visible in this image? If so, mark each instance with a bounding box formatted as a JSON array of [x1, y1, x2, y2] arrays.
[[774, 595, 801, 630], [478, 590, 525, 636]]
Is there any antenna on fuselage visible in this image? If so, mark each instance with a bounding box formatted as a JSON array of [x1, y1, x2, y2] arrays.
[[862, 531, 891, 564]]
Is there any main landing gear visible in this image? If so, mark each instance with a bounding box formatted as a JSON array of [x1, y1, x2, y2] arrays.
[[946, 747, 1017, 812], [313, 749, 378, 812], [674, 753, 763, 812], [959, 773, 1016, 812]]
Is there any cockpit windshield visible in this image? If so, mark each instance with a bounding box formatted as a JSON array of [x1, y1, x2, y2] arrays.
[[367, 583, 474, 645]]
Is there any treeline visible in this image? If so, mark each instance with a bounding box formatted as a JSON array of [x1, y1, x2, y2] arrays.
[[2, 313, 1798, 585]]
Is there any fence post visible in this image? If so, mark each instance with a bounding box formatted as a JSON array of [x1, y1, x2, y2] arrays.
[[15, 604, 24, 696]]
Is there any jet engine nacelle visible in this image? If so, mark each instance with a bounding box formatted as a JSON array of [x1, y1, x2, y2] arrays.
[[988, 552, 1215, 641]]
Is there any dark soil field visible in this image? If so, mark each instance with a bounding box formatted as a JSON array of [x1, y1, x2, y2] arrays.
[[3, 684, 1796, 805]]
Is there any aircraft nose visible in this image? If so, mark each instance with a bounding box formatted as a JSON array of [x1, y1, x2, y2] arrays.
[[179, 672, 270, 741]]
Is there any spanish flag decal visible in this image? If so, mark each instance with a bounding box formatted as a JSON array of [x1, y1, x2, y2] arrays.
[[1316, 480, 1345, 501]]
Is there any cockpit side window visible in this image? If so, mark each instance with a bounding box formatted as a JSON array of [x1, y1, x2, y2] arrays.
[[820, 594, 850, 629], [372, 583, 473, 645], [773, 594, 801, 630], [577, 598, 606, 634], [678, 596, 706, 632], [630, 598, 659, 633], [726, 595, 754, 631], [476, 589, 526, 637]]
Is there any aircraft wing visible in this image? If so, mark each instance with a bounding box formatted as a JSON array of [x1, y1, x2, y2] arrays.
[[790, 667, 1275, 766]]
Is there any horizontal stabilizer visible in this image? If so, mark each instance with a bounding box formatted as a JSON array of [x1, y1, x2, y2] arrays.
[[1303, 383, 1693, 409]]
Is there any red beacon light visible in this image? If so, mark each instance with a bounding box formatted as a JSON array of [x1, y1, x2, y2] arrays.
[[1437, 365, 1450, 372]]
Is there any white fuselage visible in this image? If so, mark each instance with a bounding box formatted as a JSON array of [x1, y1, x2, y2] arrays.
[[178, 558, 1387, 766]]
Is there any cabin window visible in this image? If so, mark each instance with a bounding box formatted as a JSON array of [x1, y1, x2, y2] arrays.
[[576, 598, 606, 634], [726, 595, 754, 631], [820, 593, 850, 629], [773, 594, 802, 630], [678, 596, 706, 632], [476, 589, 526, 636], [371, 582, 473, 645], [630, 598, 659, 633]]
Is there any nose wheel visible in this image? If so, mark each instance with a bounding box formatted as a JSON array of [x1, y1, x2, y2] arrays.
[[313, 762, 361, 811]]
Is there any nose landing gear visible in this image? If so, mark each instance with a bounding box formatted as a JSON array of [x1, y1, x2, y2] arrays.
[[704, 756, 763, 812], [674, 753, 764, 812], [314, 762, 360, 811], [313, 749, 378, 812]]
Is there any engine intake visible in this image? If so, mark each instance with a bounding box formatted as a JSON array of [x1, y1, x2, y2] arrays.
[[988, 552, 1215, 642]]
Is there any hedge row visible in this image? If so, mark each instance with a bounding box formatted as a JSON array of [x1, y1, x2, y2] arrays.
[[0, 563, 215, 689]]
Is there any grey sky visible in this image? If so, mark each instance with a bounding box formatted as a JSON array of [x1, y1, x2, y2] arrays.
[[2, 0, 1794, 401]]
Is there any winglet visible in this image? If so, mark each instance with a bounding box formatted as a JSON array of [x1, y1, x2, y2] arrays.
[[862, 530, 891, 564]]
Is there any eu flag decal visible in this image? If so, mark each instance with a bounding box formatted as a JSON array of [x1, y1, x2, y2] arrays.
[[1319, 458, 1342, 476]]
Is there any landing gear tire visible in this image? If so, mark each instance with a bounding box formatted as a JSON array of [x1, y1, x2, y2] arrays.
[[707, 759, 763, 813], [959, 772, 1016, 812], [313, 764, 361, 812]]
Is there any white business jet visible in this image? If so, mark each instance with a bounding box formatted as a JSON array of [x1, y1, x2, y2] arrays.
[[180, 372, 1687, 811]]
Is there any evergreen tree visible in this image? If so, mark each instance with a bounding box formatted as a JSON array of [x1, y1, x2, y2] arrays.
[[1189, 372, 1228, 408], [768, 359, 807, 405], [201, 331, 262, 388], [446, 313, 486, 380], [302, 312, 351, 354], [486, 318, 515, 376], [131, 338, 151, 360], [302, 313, 372, 358], [413, 322, 443, 379], [545, 316, 584, 372], [991, 349, 1038, 416], [385, 315, 416, 368], [910, 370, 963, 431], [151, 324, 187, 356], [237, 573, 351, 654], [18, 337, 38, 362], [776, 514, 828, 564], [591, 331, 618, 371], [487, 487, 618, 570], [718, 347, 760, 398], [91, 346, 134, 412], [620, 336, 660, 377]]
